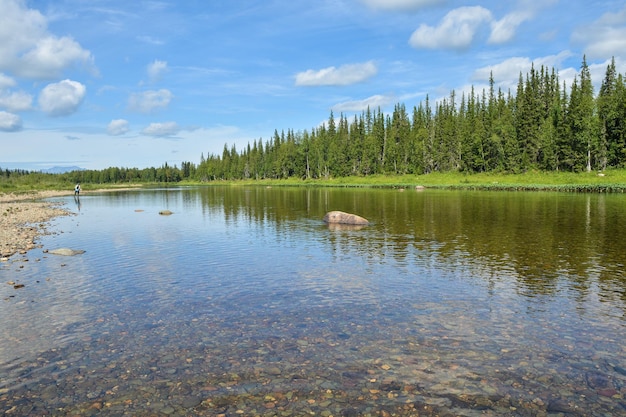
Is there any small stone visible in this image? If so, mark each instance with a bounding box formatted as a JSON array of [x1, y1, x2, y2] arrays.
[[267, 367, 281, 375], [89, 402, 103, 410], [180, 396, 202, 408], [547, 399, 575, 413], [598, 388, 618, 397]]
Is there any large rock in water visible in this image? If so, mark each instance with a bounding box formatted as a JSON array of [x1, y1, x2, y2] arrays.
[[48, 248, 85, 256], [323, 211, 369, 225]]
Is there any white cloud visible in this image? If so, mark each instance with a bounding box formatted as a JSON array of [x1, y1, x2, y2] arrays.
[[573, 5, 626, 60], [360, 0, 445, 11], [38, 79, 86, 117], [332, 94, 395, 112], [0, 73, 32, 111], [128, 89, 173, 113], [0, 89, 33, 112], [0, 110, 22, 131], [147, 60, 168, 82], [19, 36, 95, 79], [107, 119, 130, 136], [409, 6, 493, 50], [295, 61, 378, 86], [141, 121, 180, 137], [488, 11, 532, 44], [0, 0, 95, 79], [0, 73, 16, 89]]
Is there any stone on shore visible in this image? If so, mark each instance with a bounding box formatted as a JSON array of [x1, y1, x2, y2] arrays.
[[323, 211, 369, 225], [47, 248, 85, 256]]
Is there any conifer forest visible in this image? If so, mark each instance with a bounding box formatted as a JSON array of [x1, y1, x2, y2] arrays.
[[196, 57, 626, 182]]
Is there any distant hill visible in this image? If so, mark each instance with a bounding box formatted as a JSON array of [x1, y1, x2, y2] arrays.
[[41, 166, 85, 174]]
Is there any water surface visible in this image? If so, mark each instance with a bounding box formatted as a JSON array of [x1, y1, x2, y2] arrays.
[[1, 187, 625, 416]]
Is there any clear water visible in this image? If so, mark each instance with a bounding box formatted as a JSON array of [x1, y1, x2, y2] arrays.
[[1, 187, 625, 416]]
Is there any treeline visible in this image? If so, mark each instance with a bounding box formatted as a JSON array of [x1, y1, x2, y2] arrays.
[[0, 168, 31, 178], [198, 56, 626, 180], [0, 163, 196, 187], [62, 162, 197, 184]]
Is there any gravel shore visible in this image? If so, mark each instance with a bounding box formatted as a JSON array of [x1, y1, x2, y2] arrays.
[[0, 191, 73, 259]]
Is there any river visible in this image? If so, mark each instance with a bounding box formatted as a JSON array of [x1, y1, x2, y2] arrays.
[[1, 187, 625, 416]]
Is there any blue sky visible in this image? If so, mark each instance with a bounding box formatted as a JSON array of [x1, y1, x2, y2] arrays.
[[1, 0, 625, 171]]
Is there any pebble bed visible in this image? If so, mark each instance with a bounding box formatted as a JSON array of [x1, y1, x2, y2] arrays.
[[2, 277, 625, 417], [0, 191, 71, 259]]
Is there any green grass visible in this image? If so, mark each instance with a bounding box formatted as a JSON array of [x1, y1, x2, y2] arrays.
[[4, 169, 626, 194], [0, 177, 146, 194], [182, 169, 626, 192]]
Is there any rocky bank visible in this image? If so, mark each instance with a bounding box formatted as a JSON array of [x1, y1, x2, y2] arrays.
[[0, 191, 72, 259]]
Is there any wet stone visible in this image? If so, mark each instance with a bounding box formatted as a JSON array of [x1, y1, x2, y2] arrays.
[[547, 399, 577, 413], [180, 395, 203, 408]]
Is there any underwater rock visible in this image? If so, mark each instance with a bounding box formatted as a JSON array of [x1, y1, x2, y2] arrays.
[[48, 248, 85, 256]]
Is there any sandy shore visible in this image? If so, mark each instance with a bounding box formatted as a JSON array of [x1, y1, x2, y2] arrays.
[[0, 190, 75, 259]]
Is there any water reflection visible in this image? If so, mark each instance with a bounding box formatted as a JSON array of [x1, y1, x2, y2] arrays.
[[193, 187, 626, 308]]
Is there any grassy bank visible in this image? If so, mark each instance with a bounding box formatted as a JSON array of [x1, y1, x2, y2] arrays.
[[182, 169, 626, 192], [0, 179, 145, 195], [3, 169, 626, 193]]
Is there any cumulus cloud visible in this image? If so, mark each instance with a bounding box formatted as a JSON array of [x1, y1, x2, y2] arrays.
[[360, 0, 445, 11], [38, 79, 86, 117], [295, 61, 378, 86], [0, 110, 22, 131], [0, 0, 95, 79], [0, 89, 33, 112], [128, 89, 173, 113], [409, 6, 493, 50], [147, 60, 168, 82], [332, 94, 395, 112], [141, 121, 180, 137], [107, 119, 130, 136], [573, 5, 626, 60], [0, 73, 32, 111], [0, 73, 16, 89]]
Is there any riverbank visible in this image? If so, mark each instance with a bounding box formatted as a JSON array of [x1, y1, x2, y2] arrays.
[[0, 191, 74, 259], [183, 169, 626, 192]]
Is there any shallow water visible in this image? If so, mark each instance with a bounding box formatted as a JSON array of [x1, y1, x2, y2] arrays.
[[1, 187, 625, 416]]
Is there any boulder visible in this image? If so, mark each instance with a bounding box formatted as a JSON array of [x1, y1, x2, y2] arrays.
[[323, 211, 369, 225], [48, 248, 85, 256]]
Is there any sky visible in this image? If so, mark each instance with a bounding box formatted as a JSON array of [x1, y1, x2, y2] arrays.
[[1, 0, 625, 171]]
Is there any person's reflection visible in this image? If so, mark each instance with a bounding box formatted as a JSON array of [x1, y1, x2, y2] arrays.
[[74, 194, 81, 211]]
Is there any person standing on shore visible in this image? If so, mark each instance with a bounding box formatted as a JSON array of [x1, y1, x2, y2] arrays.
[[74, 183, 81, 196]]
